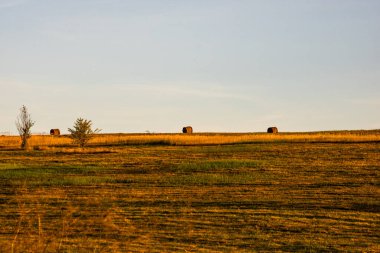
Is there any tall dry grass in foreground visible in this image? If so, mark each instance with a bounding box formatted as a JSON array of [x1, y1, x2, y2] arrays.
[[1, 130, 379, 148]]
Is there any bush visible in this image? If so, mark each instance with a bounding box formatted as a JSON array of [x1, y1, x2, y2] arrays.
[[68, 118, 100, 147]]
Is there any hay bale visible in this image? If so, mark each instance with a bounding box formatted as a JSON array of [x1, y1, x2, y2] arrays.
[[50, 129, 60, 136], [267, 127, 278, 133], [182, 126, 193, 134]]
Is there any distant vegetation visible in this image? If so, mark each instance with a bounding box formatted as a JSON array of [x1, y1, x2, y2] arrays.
[[0, 130, 379, 150]]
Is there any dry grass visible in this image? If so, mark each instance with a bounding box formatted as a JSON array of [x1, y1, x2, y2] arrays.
[[1, 130, 379, 149], [0, 131, 379, 252]]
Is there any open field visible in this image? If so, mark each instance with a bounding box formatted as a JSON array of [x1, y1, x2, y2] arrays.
[[1, 130, 380, 148], [0, 132, 379, 252]]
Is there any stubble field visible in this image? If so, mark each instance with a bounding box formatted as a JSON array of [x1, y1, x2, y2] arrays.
[[0, 132, 379, 252]]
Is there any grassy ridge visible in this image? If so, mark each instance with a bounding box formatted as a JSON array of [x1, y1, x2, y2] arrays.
[[0, 134, 379, 252], [1, 130, 380, 148]]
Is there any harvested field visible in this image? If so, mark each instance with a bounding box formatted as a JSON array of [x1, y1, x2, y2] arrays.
[[0, 132, 379, 252]]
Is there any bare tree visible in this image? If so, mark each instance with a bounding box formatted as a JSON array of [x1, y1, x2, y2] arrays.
[[16, 105, 35, 149], [68, 118, 100, 147]]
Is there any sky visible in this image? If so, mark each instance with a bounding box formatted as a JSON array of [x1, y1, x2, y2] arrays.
[[1, 0, 379, 134]]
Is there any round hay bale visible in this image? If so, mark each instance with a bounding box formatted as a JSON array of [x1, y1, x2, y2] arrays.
[[267, 127, 278, 133], [50, 129, 60, 136], [182, 126, 193, 134]]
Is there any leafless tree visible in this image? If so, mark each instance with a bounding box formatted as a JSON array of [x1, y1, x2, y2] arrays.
[[16, 105, 35, 149]]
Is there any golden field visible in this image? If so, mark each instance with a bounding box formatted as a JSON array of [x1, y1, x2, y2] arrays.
[[1, 130, 380, 148], [0, 131, 379, 252]]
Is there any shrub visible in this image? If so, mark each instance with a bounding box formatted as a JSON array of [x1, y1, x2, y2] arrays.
[[68, 118, 100, 147]]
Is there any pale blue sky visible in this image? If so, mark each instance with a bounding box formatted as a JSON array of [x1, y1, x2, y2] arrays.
[[1, 0, 379, 134]]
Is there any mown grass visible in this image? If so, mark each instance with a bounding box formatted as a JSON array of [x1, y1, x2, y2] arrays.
[[0, 132, 379, 252]]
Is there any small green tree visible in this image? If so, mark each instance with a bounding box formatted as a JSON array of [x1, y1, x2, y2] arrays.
[[15, 105, 35, 149], [68, 118, 100, 147]]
